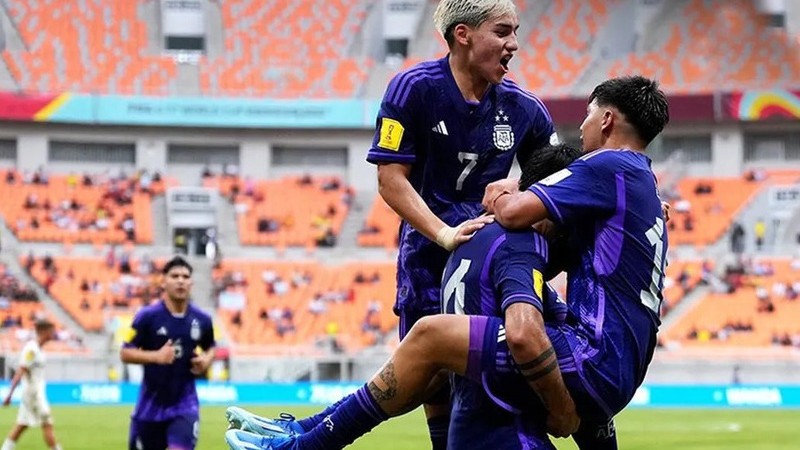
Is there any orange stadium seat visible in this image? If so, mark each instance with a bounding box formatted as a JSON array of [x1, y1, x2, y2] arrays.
[[204, 175, 352, 247], [608, 0, 800, 93], [516, 0, 619, 96], [2, 0, 175, 94], [358, 195, 400, 248], [214, 260, 398, 353], [0, 170, 156, 245], [25, 255, 165, 332], [199, 0, 372, 97], [663, 258, 800, 347]]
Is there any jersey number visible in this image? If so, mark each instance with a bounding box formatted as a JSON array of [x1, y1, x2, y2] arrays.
[[640, 218, 666, 313], [456, 152, 479, 191], [442, 259, 471, 314]]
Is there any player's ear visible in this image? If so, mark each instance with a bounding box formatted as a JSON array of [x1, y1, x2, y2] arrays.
[[600, 109, 614, 135], [452, 23, 471, 47]]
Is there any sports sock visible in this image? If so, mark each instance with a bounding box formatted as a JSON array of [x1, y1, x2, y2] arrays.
[[427, 415, 450, 450], [292, 385, 388, 450], [1, 438, 16, 450], [296, 394, 352, 432]]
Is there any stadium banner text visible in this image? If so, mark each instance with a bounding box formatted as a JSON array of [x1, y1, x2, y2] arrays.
[[1, 383, 799, 408], [1, 90, 768, 128], [0, 92, 382, 128]]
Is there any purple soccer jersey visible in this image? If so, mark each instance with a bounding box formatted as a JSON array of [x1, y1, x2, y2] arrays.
[[529, 148, 668, 417], [367, 55, 555, 319], [124, 301, 215, 421]]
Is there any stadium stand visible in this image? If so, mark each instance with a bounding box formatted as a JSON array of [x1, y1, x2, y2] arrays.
[[3, 0, 176, 94], [357, 195, 400, 249], [516, 0, 620, 96], [608, 0, 800, 92], [0, 263, 82, 353], [663, 257, 800, 347], [0, 169, 163, 245], [199, 0, 372, 97], [203, 174, 353, 248], [214, 260, 398, 353], [24, 253, 164, 332]]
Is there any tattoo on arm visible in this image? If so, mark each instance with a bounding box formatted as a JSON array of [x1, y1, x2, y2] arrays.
[[517, 347, 554, 371], [367, 361, 398, 403], [516, 346, 560, 382], [523, 359, 559, 382]]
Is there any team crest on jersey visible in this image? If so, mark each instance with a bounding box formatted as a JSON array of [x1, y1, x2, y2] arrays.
[[493, 124, 515, 151], [190, 319, 201, 341]]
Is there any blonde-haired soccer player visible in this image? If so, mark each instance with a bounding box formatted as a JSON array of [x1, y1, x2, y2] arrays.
[[2, 319, 62, 450]]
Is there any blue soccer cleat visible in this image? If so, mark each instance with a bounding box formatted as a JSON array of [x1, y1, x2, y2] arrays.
[[225, 428, 295, 450], [226, 406, 305, 435]]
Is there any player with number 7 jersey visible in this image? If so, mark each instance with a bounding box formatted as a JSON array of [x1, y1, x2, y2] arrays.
[[366, 57, 555, 335]]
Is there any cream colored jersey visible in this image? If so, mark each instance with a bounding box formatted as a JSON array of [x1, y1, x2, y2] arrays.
[[18, 339, 46, 395]]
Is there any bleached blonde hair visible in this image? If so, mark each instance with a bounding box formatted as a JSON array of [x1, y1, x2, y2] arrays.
[[433, 0, 518, 46]]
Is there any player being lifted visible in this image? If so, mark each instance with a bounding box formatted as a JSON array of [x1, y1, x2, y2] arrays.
[[121, 256, 215, 450], [362, 0, 556, 446], [2, 319, 62, 450]]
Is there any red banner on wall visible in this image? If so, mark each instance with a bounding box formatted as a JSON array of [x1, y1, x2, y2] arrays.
[[0, 92, 59, 120]]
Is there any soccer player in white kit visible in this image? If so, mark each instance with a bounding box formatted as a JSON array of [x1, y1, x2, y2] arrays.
[[1, 319, 62, 450]]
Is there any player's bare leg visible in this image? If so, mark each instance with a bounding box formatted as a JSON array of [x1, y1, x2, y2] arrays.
[[225, 315, 473, 450], [367, 315, 469, 415], [1, 425, 27, 450], [41, 423, 61, 450]]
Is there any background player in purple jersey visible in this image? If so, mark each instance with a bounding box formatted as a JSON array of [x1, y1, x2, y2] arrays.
[[121, 256, 215, 450], [484, 75, 671, 434], [223, 145, 584, 450], [366, 0, 556, 446]]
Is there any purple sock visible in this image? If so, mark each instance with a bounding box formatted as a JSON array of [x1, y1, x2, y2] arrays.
[[293, 385, 388, 450], [296, 395, 352, 432], [427, 415, 450, 450]]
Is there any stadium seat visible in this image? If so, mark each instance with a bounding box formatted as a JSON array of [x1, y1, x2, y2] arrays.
[[213, 259, 397, 353]]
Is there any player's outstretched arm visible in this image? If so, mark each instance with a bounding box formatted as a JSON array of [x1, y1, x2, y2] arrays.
[[120, 339, 176, 366], [1, 367, 26, 406], [505, 303, 579, 438], [378, 163, 492, 250], [484, 184, 548, 229]]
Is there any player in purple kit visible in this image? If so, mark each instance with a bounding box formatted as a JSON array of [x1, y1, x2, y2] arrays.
[[121, 256, 215, 450], [366, 0, 556, 446], [483, 75, 671, 440]]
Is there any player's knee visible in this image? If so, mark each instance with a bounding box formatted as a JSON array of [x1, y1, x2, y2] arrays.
[[407, 316, 439, 343]]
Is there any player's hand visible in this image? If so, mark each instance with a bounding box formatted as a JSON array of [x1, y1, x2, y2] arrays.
[[661, 201, 671, 222], [154, 339, 176, 365], [546, 400, 580, 438], [435, 215, 494, 251], [190, 352, 213, 375], [482, 178, 519, 213], [2, 396, 10, 407]]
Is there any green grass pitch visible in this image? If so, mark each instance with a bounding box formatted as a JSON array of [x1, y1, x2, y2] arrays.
[[1, 405, 798, 449]]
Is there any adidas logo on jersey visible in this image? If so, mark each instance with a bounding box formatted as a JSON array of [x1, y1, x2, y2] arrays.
[[431, 120, 448, 136], [157, 326, 168, 336]]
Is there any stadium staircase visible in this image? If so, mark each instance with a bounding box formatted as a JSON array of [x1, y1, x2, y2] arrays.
[[660, 284, 711, 331], [729, 179, 797, 256], [216, 196, 242, 248], [187, 256, 215, 311], [334, 191, 372, 248], [150, 195, 172, 249]]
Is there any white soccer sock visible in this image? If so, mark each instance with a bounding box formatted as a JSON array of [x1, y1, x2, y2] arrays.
[[1, 438, 17, 450], [51, 444, 61, 450]]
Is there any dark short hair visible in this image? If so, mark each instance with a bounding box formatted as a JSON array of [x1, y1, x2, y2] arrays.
[[35, 318, 55, 333], [519, 143, 582, 191], [162, 255, 193, 275], [589, 75, 670, 146]]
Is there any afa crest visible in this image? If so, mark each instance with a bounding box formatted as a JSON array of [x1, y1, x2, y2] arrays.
[[190, 319, 201, 341], [493, 124, 515, 151]]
